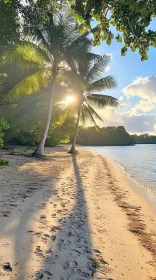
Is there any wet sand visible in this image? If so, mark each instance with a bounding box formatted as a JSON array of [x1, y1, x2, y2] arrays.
[[0, 146, 156, 280]]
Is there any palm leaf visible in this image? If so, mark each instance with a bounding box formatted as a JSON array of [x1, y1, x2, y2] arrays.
[[81, 52, 102, 77], [59, 69, 86, 91], [67, 33, 92, 55], [4, 68, 51, 102], [41, 16, 77, 56], [32, 28, 52, 54], [64, 35, 93, 72], [81, 103, 98, 126], [84, 99, 103, 121], [86, 76, 117, 93], [86, 54, 112, 83], [77, 52, 103, 80], [2, 41, 51, 69], [86, 93, 118, 109]]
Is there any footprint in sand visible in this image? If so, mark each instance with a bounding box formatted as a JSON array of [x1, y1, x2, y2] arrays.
[[51, 213, 56, 217], [34, 271, 44, 280], [45, 248, 52, 254], [40, 215, 46, 219], [63, 260, 77, 271], [50, 235, 56, 241], [43, 233, 50, 238], [3, 262, 12, 272], [58, 218, 63, 223]]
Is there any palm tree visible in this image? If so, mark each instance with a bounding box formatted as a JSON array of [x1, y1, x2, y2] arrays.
[[61, 53, 118, 153], [2, 15, 91, 157]]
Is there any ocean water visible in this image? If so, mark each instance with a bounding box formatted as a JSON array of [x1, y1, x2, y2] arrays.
[[83, 144, 156, 209]]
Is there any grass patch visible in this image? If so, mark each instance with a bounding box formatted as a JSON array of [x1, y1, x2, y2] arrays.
[[0, 159, 9, 165]]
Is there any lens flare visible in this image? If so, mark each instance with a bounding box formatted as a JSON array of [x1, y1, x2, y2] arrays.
[[66, 96, 74, 103]]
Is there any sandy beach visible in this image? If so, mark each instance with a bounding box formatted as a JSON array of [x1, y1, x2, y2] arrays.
[[0, 146, 156, 280]]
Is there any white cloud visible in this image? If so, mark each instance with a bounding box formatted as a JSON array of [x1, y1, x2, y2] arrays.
[[120, 103, 130, 109], [122, 113, 156, 134], [119, 96, 123, 101], [122, 75, 156, 102], [97, 107, 156, 134], [130, 100, 156, 115]]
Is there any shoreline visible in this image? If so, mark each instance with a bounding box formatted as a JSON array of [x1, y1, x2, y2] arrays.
[[83, 146, 156, 213], [0, 146, 156, 279]]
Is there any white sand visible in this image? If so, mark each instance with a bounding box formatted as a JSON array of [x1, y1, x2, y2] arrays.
[[0, 146, 156, 280]]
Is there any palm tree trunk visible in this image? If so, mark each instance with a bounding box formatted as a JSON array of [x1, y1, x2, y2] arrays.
[[69, 104, 82, 154], [32, 77, 56, 157]]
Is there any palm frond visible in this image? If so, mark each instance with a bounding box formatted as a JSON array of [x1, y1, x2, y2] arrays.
[[77, 52, 102, 79], [64, 35, 93, 72], [81, 103, 98, 126], [86, 93, 118, 109], [59, 69, 86, 91], [86, 76, 117, 93], [2, 41, 50, 68], [39, 16, 77, 57], [32, 28, 52, 53], [86, 54, 112, 83], [84, 99, 103, 121], [67, 33, 92, 54], [4, 68, 51, 102], [83, 52, 102, 73]]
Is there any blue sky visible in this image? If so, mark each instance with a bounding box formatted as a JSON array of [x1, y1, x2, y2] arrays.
[[91, 20, 156, 134]]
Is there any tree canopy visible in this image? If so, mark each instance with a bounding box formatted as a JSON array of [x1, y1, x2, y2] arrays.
[[2, 0, 156, 60], [0, 0, 20, 49], [71, 0, 156, 61], [25, 0, 156, 61], [77, 126, 135, 146], [133, 133, 156, 144]]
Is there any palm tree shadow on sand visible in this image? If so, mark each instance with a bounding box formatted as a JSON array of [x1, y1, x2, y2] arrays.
[[39, 154, 99, 280], [0, 150, 111, 280]]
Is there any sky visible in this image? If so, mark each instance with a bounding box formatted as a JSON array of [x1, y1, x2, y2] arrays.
[[91, 20, 156, 135]]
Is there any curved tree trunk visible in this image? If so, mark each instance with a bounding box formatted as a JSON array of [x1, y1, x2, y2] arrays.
[[32, 76, 56, 157], [69, 104, 82, 154]]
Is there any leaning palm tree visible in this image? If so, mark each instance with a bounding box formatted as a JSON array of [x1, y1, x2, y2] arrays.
[[2, 15, 92, 156], [61, 54, 118, 153]]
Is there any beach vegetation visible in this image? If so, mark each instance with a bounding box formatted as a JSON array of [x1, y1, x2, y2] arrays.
[[0, 159, 9, 165], [2, 1, 153, 153], [133, 133, 156, 144], [0, 0, 20, 49], [1, 96, 76, 147], [77, 126, 135, 146], [2, 13, 91, 156], [0, 118, 9, 148]]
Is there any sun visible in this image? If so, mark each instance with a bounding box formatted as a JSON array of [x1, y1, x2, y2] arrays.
[[66, 96, 74, 102], [65, 96, 74, 104]]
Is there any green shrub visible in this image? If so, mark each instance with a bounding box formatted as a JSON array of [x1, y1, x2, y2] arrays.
[[0, 159, 9, 165], [0, 118, 9, 148]]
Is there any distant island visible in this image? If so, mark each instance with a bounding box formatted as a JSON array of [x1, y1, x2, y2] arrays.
[[133, 133, 156, 144], [75, 126, 156, 146]]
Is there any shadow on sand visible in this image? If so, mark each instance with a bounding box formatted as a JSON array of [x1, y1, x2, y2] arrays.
[[0, 150, 108, 279], [0, 153, 57, 279], [38, 154, 97, 279]]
